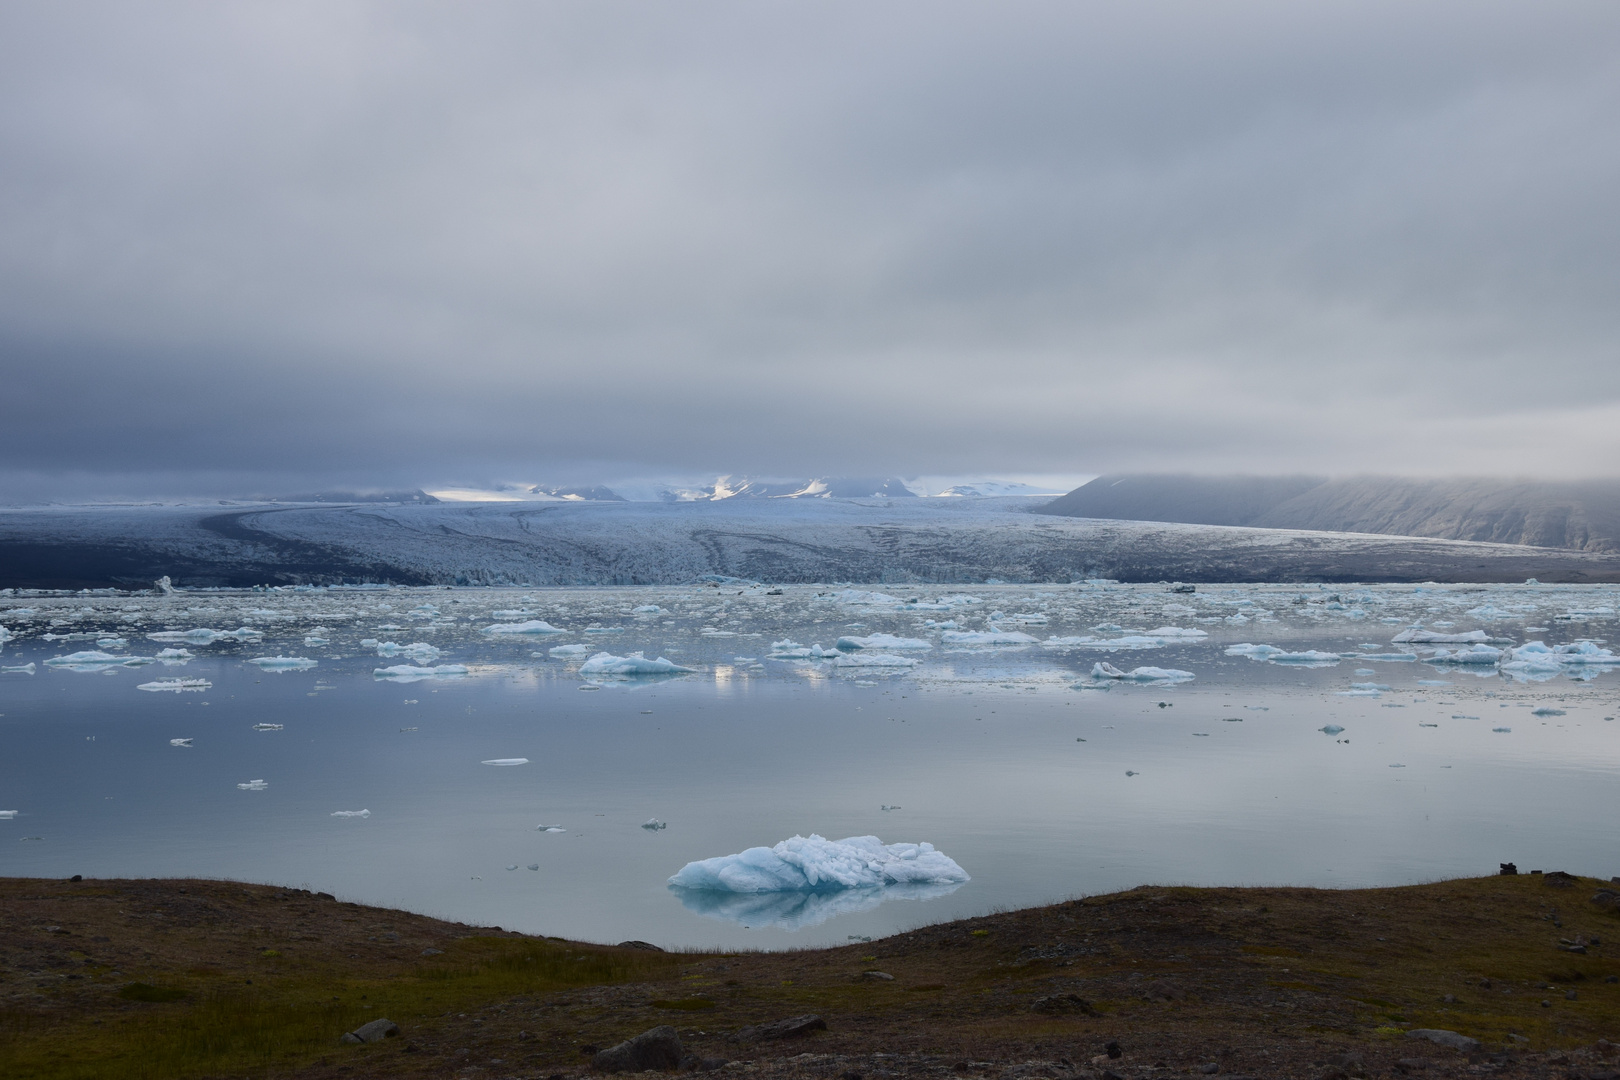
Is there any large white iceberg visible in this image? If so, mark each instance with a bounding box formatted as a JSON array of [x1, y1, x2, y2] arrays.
[[579, 651, 696, 677], [669, 834, 969, 894], [483, 620, 567, 635]]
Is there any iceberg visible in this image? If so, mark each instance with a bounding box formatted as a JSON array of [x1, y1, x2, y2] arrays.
[[0, 810, 17, 818], [547, 643, 590, 658], [46, 651, 152, 671], [579, 652, 695, 677], [672, 879, 964, 931], [1225, 644, 1341, 665], [374, 641, 441, 662], [1089, 662, 1195, 683], [247, 656, 318, 671], [481, 758, 529, 766], [331, 809, 371, 817], [768, 639, 837, 659], [669, 834, 969, 893], [940, 630, 1039, 646], [483, 620, 567, 635], [169, 737, 193, 747], [148, 627, 260, 644], [137, 678, 211, 692], [1392, 629, 1489, 644], [2, 663, 35, 674], [372, 664, 469, 681], [1426, 645, 1504, 665], [236, 779, 269, 791], [835, 633, 932, 651]]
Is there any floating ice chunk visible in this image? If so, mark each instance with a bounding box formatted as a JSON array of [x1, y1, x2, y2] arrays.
[[373, 664, 469, 681], [1427, 645, 1504, 665], [1417, 679, 1452, 685], [252, 723, 283, 731], [137, 678, 211, 692], [1508, 640, 1618, 666], [768, 639, 837, 659], [536, 824, 565, 832], [248, 656, 318, 671], [482, 758, 530, 766], [642, 818, 667, 830], [156, 648, 193, 662], [548, 643, 590, 658], [1493, 727, 1512, 732], [237, 779, 268, 791], [1319, 725, 1345, 735], [1392, 629, 1489, 643], [836, 633, 932, 651], [483, 620, 567, 635], [169, 738, 193, 747], [0, 810, 16, 819], [1353, 652, 1418, 662], [578, 652, 695, 677], [46, 651, 152, 671], [1531, 707, 1566, 717], [1142, 626, 1208, 639], [633, 605, 665, 614], [0, 626, 12, 643], [528, 863, 540, 871], [374, 641, 440, 662], [829, 652, 919, 668], [1225, 644, 1340, 665], [669, 833, 969, 893], [940, 630, 1039, 646], [331, 809, 371, 817], [2, 663, 35, 674], [1090, 662, 1195, 683], [881, 804, 902, 811], [148, 627, 260, 644]]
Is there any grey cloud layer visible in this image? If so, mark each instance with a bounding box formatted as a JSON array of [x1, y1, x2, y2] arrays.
[[2, 0, 1618, 498]]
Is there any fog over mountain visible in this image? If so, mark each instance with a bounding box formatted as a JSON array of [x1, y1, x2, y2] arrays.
[[1038, 476, 1620, 554]]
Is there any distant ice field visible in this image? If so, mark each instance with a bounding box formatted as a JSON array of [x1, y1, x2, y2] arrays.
[[2, 582, 1617, 949]]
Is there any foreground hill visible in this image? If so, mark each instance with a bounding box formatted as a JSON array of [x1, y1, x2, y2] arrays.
[[1036, 477, 1620, 554], [2, 873, 1616, 1080], [6, 498, 1620, 587]]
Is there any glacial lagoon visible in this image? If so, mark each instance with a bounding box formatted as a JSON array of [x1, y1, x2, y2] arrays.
[[2, 581, 1617, 950]]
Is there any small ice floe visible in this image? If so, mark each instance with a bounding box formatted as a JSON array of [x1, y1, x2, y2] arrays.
[[633, 605, 664, 614], [548, 643, 590, 658], [1225, 644, 1341, 665], [137, 678, 211, 692], [1339, 682, 1391, 697], [2, 663, 35, 674], [536, 824, 566, 832], [1388, 763, 1406, 768], [642, 818, 667, 830], [148, 627, 260, 645], [578, 652, 695, 677], [1531, 707, 1566, 717], [1417, 679, 1452, 686], [1319, 725, 1345, 735], [252, 723, 283, 731], [1353, 652, 1419, 662], [237, 779, 269, 790], [828, 652, 919, 669], [156, 648, 193, 663], [881, 804, 902, 811], [248, 656, 318, 671], [331, 809, 370, 818], [1143, 626, 1208, 639], [95, 636, 127, 648], [0, 810, 17, 819], [1124, 770, 1139, 777], [47, 651, 153, 671], [1426, 644, 1505, 667], [1355, 668, 1377, 676], [768, 639, 837, 659], [507, 864, 519, 871], [527, 863, 540, 871], [669, 834, 969, 893], [835, 633, 932, 651], [940, 629, 1039, 646], [1089, 662, 1194, 683], [373, 664, 469, 682], [1493, 727, 1512, 733], [1392, 629, 1490, 644], [483, 620, 567, 635], [303, 635, 329, 647], [168, 737, 193, 747], [373, 641, 440, 662], [481, 758, 529, 766]]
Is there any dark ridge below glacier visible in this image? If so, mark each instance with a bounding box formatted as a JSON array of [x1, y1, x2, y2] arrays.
[[1036, 475, 1620, 554]]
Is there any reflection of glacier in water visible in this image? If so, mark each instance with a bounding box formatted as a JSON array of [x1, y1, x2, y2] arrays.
[[670, 880, 967, 931]]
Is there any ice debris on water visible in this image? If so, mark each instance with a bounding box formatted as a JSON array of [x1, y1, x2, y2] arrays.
[[331, 809, 370, 818], [536, 824, 565, 832], [1392, 629, 1490, 644], [247, 656, 318, 671], [578, 652, 695, 677], [483, 620, 566, 635], [829, 652, 919, 668], [881, 804, 902, 811], [0, 810, 17, 819], [1089, 662, 1194, 683], [1225, 644, 1341, 665], [669, 834, 969, 893], [169, 738, 193, 747], [1494, 727, 1512, 733], [1531, 707, 1566, 717], [835, 633, 932, 651], [252, 723, 283, 731], [373, 664, 468, 681], [137, 678, 211, 692], [548, 643, 590, 658], [2, 663, 35, 674], [941, 629, 1039, 646], [237, 779, 269, 791], [148, 627, 260, 645], [1319, 725, 1345, 735], [642, 818, 667, 830], [373, 641, 440, 662], [1426, 644, 1503, 665], [481, 758, 529, 766], [47, 651, 152, 671]]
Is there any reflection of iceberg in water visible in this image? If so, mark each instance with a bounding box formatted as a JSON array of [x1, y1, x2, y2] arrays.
[[670, 880, 965, 931]]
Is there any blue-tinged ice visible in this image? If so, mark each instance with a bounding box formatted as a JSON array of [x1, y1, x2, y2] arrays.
[[579, 652, 695, 677], [835, 633, 932, 651], [46, 651, 153, 671], [1225, 644, 1341, 665], [148, 627, 261, 644], [1426, 645, 1504, 665], [673, 879, 965, 931], [3, 663, 35, 674], [483, 620, 567, 635], [248, 656, 318, 671], [373, 664, 469, 681], [941, 629, 1039, 646], [1089, 662, 1194, 683], [374, 641, 441, 662], [1392, 629, 1490, 644], [137, 678, 210, 692], [669, 834, 969, 894]]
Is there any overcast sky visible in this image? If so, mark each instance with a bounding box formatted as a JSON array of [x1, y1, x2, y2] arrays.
[[2, 1, 1618, 500]]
